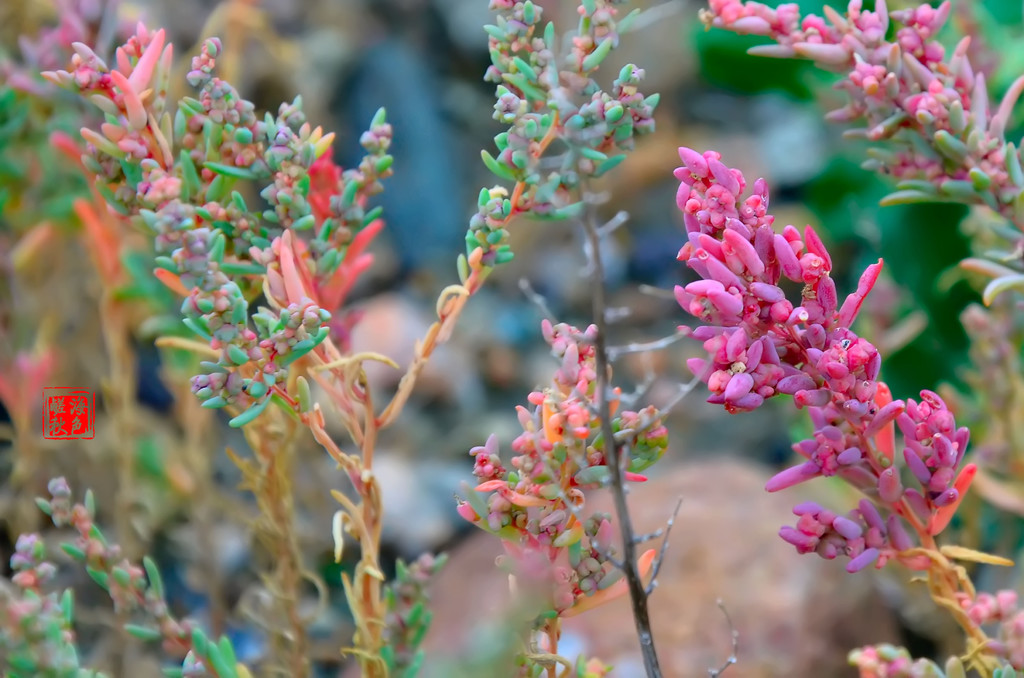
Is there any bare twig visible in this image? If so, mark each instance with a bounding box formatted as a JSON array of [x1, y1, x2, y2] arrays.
[[519, 278, 558, 321], [708, 599, 739, 677], [579, 185, 663, 677], [638, 284, 678, 301], [645, 497, 683, 596], [608, 329, 689, 360], [622, 0, 686, 33], [598, 210, 630, 237]]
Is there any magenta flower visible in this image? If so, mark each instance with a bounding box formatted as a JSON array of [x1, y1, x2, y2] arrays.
[[672, 145, 978, 568]]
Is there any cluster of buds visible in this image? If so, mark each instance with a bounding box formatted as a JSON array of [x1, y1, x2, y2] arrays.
[[465, 0, 658, 278], [46, 24, 397, 425], [380, 553, 449, 675], [458, 320, 666, 625], [673, 146, 977, 571], [955, 590, 1024, 669], [24, 478, 246, 677], [698, 0, 1024, 228], [1, 534, 80, 675]]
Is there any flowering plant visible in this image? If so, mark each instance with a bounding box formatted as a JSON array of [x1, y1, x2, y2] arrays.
[[6, 0, 1024, 676]]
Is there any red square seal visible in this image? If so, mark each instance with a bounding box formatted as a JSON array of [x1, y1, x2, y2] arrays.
[[42, 387, 95, 440]]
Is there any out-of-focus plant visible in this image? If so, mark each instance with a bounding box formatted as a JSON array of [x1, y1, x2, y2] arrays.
[[31, 0, 666, 673], [0, 478, 250, 678]]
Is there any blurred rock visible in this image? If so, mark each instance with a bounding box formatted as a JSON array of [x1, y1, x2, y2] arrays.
[[423, 457, 900, 676], [373, 453, 468, 558], [346, 292, 483, 410]]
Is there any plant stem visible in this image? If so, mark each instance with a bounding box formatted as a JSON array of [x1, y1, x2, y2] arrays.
[[579, 186, 662, 677]]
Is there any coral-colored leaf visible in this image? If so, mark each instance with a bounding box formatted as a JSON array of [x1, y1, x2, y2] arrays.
[[929, 463, 977, 536], [278, 232, 309, 304], [153, 268, 190, 296], [872, 381, 895, 464]]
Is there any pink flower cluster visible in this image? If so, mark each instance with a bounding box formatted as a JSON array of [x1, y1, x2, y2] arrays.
[[458, 320, 665, 616], [699, 0, 1024, 227], [957, 591, 1024, 668], [780, 499, 912, 573], [673, 146, 978, 569]]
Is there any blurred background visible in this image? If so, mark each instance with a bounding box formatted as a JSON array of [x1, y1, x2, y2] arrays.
[[3, 0, 1023, 675]]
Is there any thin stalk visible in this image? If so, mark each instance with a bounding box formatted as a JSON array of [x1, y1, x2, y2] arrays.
[[579, 186, 662, 677]]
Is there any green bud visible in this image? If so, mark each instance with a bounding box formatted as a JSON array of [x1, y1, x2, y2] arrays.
[[292, 213, 316, 231], [484, 24, 505, 41], [969, 167, 991, 191], [522, 1, 536, 24], [494, 247, 515, 265], [227, 344, 250, 366], [604, 104, 624, 124], [296, 376, 312, 413], [933, 130, 968, 163], [209, 232, 226, 264], [247, 381, 268, 399], [112, 566, 133, 589], [154, 256, 177, 272]]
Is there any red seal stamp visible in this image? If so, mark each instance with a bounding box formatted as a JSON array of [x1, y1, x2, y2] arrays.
[[42, 387, 95, 440]]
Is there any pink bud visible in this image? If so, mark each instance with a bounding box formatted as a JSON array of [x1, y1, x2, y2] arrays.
[[878, 467, 903, 503], [803, 225, 832, 270], [722, 227, 766, 276], [725, 327, 748, 362], [677, 146, 709, 178], [777, 374, 816, 394], [794, 388, 831, 408], [773, 234, 803, 281], [456, 501, 479, 522], [779, 525, 818, 552], [833, 516, 863, 540], [766, 460, 821, 492], [903, 449, 932, 485], [708, 156, 741, 195], [723, 372, 754, 402], [846, 547, 880, 573]]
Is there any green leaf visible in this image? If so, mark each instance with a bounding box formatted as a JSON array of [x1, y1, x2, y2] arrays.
[[582, 36, 615, 72], [143, 556, 165, 598], [125, 623, 163, 642], [228, 396, 271, 428], [480, 150, 517, 181]]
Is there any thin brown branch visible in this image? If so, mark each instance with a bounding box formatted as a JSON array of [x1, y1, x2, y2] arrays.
[[645, 497, 683, 596], [579, 190, 662, 677], [707, 599, 739, 677]]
